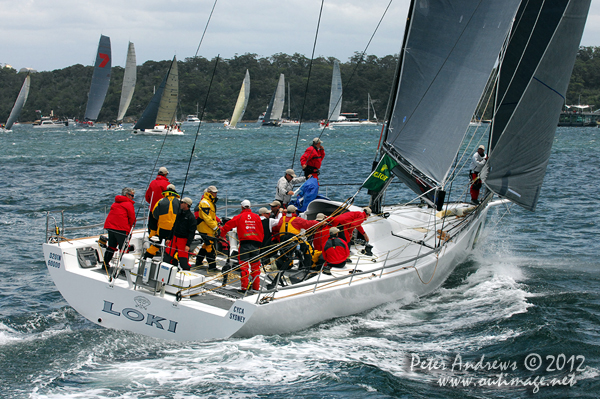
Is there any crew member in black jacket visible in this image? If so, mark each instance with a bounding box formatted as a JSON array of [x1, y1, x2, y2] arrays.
[[165, 197, 197, 270]]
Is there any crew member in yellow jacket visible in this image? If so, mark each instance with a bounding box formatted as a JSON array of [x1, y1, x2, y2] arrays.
[[194, 186, 219, 270], [143, 184, 181, 258]]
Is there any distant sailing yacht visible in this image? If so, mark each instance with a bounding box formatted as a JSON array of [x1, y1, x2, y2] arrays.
[[78, 35, 111, 127], [107, 42, 136, 130], [225, 70, 250, 128], [261, 74, 285, 127], [320, 61, 378, 127], [1, 73, 30, 132], [133, 56, 182, 135], [280, 82, 300, 127]]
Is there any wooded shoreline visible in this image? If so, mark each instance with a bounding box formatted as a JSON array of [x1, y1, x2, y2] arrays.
[[1, 47, 598, 124]]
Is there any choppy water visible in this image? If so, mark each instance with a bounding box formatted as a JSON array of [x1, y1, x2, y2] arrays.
[[1, 123, 599, 398]]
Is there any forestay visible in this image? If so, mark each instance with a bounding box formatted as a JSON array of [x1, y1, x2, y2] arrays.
[[482, 0, 591, 211]]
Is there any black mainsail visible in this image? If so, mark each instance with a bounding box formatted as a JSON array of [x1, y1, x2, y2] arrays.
[[482, 0, 591, 211], [84, 35, 111, 122], [380, 0, 521, 202]]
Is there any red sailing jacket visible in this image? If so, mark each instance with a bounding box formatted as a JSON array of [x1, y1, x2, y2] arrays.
[[221, 208, 264, 243], [145, 175, 170, 209], [104, 195, 136, 232], [312, 224, 331, 252], [323, 236, 349, 265], [332, 211, 367, 241], [300, 145, 325, 169]]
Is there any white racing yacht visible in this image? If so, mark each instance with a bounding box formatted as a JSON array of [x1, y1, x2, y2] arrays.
[[42, 0, 590, 341]]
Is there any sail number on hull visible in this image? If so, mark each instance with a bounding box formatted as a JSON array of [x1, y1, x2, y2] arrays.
[[47, 252, 62, 269]]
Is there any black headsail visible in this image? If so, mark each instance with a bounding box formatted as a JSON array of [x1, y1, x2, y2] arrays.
[[377, 0, 521, 207], [481, 0, 591, 211]]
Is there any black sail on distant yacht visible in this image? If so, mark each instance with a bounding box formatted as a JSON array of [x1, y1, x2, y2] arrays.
[[42, 0, 590, 341], [81, 35, 111, 125]]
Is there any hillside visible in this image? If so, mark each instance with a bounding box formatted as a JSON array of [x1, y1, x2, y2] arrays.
[[0, 52, 397, 123], [2, 46, 598, 124]]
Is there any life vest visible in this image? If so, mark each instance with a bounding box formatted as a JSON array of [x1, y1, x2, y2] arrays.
[[279, 215, 300, 236], [153, 196, 179, 232]]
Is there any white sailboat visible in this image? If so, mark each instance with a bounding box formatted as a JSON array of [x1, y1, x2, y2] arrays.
[[321, 60, 376, 127], [280, 81, 300, 126], [261, 74, 285, 127], [42, 0, 590, 341], [359, 93, 379, 126], [225, 69, 250, 128], [1, 73, 30, 132], [133, 56, 183, 135]]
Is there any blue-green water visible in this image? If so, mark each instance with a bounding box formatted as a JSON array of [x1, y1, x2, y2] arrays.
[[1, 123, 599, 398]]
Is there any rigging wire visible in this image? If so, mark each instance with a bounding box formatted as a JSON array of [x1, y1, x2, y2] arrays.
[[290, 0, 325, 168], [291, 0, 394, 167], [194, 0, 219, 58], [317, 0, 394, 140], [181, 55, 221, 196]]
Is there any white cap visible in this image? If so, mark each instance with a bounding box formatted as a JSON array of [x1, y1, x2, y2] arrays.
[[182, 197, 192, 206], [241, 199, 251, 208], [478, 145, 485, 150], [158, 166, 169, 175], [287, 205, 297, 213]]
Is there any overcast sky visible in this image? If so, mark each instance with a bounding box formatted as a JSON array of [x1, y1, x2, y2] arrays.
[[2, 0, 600, 72]]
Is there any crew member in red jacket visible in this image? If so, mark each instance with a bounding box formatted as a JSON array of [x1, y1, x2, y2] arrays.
[[311, 213, 331, 252], [221, 200, 264, 292], [103, 187, 136, 270], [322, 227, 350, 274], [145, 166, 169, 235], [300, 137, 325, 179], [331, 207, 371, 245]]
